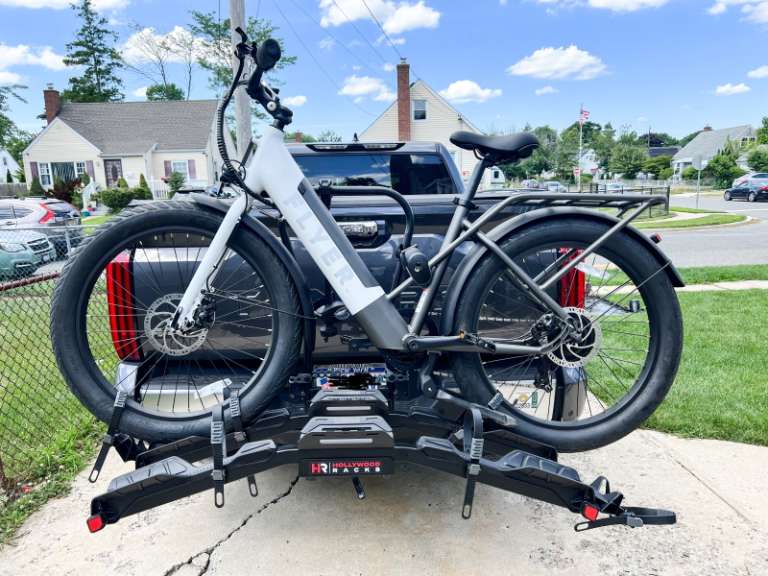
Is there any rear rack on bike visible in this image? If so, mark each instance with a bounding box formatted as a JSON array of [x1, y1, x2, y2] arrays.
[[85, 387, 675, 534]]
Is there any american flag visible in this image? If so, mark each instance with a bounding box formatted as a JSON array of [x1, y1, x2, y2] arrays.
[[579, 107, 590, 125]]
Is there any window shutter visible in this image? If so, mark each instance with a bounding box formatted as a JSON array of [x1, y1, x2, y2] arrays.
[[86, 160, 95, 178], [187, 159, 196, 180], [30, 161, 39, 179], [164, 161, 172, 177]]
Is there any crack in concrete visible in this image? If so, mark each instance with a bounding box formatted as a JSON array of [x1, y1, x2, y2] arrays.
[[163, 475, 300, 576]]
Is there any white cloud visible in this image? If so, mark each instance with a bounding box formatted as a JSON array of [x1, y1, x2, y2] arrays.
[[283, 95, 307, 106], [0, 0, 128, 10], [748, 65, 768, 78], [535, 0, 668, 10], [376, 34, 406, 46], [319, 0, 440, 34], [715, 82, 751, 95], [707, 1, 768, 23], [122, 26, 202, 66], [534, 85, 558, 95], [508, 46, 606, 80], [132, 86, 147, 98], [338, 74, 395, 102], [318, 37, 335, 51], [439, 80, 502, 103], [383, 63, 395, 72], [0, 43, 66, 71], [0, 70, 22, 85]]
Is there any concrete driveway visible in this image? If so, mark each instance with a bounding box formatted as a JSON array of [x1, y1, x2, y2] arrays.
[[1, 429, 766, 576]]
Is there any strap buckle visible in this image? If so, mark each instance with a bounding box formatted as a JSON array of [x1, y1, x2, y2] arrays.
[[461, 406, 484, 519]]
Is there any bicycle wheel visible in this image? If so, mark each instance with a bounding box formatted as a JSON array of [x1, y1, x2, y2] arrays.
[[51, 201, 302, 442], [450, 217, 683, 452]]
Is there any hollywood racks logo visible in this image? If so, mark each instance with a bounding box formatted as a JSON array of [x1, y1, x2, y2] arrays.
[[309, 460, 383, 476]]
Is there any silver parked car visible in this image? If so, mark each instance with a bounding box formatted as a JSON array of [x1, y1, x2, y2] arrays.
[[0, 229, 56, 279], [542, 181, 568, 193], [0, 198, 82, 256], [733, 172, 768, 188]]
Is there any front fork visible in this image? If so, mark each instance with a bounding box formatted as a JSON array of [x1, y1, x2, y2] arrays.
[[173, 193, 248, 331]]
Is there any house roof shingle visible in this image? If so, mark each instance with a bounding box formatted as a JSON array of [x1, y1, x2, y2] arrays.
[[57, 100, 219, 155], [673, 125, 754, 163]]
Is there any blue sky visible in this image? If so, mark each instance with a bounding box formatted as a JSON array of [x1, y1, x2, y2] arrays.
[[1, 0, 767, 140]]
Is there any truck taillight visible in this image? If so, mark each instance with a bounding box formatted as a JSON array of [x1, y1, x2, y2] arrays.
[[106, 252, 142, 361], [38, 205, 55, 223], [559, 250, 586, 309]]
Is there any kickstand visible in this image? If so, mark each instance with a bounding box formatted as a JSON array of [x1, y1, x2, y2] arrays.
[[352, 477, 365, 500]]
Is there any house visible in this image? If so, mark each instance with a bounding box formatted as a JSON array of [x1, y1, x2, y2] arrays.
[[23, 86, 231, 196], [672, 125, 755, 176], [0, 148, 20, 183], [648, 146, 679, 158], [360, 59, 485, 183]]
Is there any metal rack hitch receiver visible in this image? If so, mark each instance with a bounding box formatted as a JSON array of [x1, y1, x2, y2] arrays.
[[85, 389, 675, 534]]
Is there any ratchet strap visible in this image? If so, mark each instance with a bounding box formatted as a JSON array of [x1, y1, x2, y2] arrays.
[[211, 404, 226, 508], [89, 390, 128, 483], [461, 406, 484, 519], [224, 384, 258, 497]]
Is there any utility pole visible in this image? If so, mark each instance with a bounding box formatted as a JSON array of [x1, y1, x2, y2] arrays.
[[578, 104, 584, 193], [230, 0, 251, 159]]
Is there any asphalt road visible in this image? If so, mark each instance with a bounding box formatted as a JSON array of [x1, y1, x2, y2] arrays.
[[650, 193, 768, 267]]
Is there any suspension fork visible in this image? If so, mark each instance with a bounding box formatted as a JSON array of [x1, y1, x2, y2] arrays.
[[173, 193, 248, 331]]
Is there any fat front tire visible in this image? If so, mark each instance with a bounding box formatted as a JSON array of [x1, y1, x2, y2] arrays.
[[51, 201, 302, 442], [450, 218, 683, 452]]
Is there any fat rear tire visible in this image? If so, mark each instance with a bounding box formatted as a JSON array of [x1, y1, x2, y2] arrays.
[[449, 218, 683, 452]]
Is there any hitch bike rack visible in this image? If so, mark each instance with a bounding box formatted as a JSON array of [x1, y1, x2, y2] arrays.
[[85, 387, 675, 534]]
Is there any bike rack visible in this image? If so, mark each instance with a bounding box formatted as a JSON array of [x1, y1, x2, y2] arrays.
[[85, 387, 676, 534]]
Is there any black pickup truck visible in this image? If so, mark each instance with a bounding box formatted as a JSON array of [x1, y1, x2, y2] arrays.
[[107, 142, 582, 414]]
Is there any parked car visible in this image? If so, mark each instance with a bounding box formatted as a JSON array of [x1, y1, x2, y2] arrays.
[[0, 198, 82, 256], [597, 183, 626, 194], [542, 181, 568, 193], [0, 229, 56, 279], [724, 182, 768, 202], [732, 172, 768, 189], [520, 179, 540, 189]]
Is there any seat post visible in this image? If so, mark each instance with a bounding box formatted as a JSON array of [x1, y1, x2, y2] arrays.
[[462, 156, 492, 203]]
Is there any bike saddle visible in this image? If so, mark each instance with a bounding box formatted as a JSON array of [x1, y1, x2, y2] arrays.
[[449, 131, 540, 163]]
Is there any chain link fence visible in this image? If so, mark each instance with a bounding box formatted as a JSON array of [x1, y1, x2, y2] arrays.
[[0, 225, 98, 507]]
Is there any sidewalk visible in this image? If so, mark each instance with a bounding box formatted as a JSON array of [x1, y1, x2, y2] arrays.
[[1, 429, 766, 576]]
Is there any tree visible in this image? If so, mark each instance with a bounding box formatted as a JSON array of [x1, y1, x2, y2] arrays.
[[747, 147, 768, 172], [704, 141, 746, 187], [62, 0, 123, 102], [679, 129, 702, 148], [30, 177, 44, 195], [0, 85, 26, 148], [681, 166, 698, 181], [637, 132, 678, 148], [756, 117, 768, 145], [643, 155, 673, 179], [146, 83, 185, 101], [591, 123, 616, 171], [167, 171, 185, 195], [6, 169, 12, 183], [4, 128, 34, 165], [189, 10, 296, 120], [317, 130, 342, 143], [610, 144, 646, 178]]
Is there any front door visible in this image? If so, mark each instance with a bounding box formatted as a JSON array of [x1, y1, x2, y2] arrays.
[[104, 159, 123, 188]]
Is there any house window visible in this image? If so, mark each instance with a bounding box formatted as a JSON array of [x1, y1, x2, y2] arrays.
[[75, 161, 87, 178], [171, 160, 189, 179], [413, 99, 427, 121], [39, 162, 52, 187]]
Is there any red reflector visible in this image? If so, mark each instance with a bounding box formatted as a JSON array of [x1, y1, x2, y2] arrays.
[[650, 233, 662, 244], [106, 251, 142, 361], [559, 249, 586, 309], [87, 514, 105, 533], [581, 503, 600, 522]]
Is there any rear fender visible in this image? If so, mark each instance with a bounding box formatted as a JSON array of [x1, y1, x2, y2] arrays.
[[439, 207, 684, 335], [190, 193, 316, 367]]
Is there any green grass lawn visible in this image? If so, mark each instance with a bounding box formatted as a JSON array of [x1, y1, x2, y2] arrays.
[[669, 205, 725, 214], [607, 264, 768, 287], [81, 214, 114, 227], [635, 213, 745, 229], [646, 290, 768, 446]]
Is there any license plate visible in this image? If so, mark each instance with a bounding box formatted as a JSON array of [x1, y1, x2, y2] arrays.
[[300, 458, 393, 477]]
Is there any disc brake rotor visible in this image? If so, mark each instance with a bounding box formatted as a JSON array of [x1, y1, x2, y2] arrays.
[[144, 293, 210, 356], [546, 307, 602, 368]]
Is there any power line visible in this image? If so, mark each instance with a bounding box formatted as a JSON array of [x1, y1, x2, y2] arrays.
[[270, 0, 377, 117], [360, 0, 404, 61], [286, 0, 382, 77], [331, 0, 390, 65]]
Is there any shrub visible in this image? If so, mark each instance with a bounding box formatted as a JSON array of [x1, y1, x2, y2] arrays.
[[100, 188, 136, 213], [29, 177, 44, 195], [747, 148, 768, 172], [117, 177, 129, 189], [15, 168, 25, 183], [5, 169, 12, 183], [682, 166, 699, 181], [80, 172, 90, 186], [166, 171, 185, 196], [50, 177, 81, 205], [659, 167, 673, 180], [131, 186, 152, 200], [138, 173, 150, 192]]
